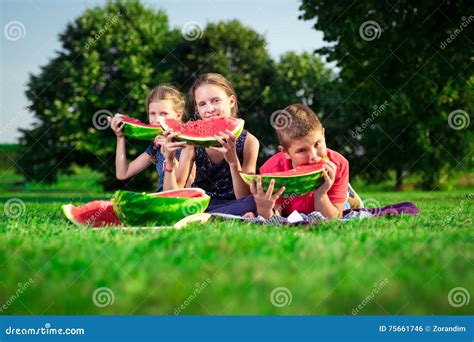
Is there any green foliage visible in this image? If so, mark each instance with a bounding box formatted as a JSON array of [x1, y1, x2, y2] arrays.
[[299, 0, 473, 189], [17, 0, 172, 190]]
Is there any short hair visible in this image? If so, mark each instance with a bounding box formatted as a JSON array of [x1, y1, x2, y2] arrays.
[[275, 104, 323, 148], [146, 84, 186, 116], [189, 73, 238, 117]]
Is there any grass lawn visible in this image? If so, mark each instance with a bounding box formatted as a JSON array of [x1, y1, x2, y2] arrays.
[[0, 167, 472, 315]]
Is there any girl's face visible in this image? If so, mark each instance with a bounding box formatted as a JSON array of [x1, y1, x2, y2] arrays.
[[280, 129, 328, 169], [194, 84, 236, 120], [148, 100, 182, 125]]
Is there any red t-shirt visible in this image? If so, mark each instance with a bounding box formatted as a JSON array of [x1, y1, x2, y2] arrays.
[[259, 148, 349, 216]]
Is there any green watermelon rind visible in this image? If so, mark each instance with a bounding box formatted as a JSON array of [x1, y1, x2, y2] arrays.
[[240, 168, 325, 198], [111, 189, 210, 227], [116, 114, 163, 140], [159, 117, 245, 147], [62, 204, 81, 226]]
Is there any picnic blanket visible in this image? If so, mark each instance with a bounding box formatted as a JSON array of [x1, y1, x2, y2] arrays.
[[181, 201, 420, 227]]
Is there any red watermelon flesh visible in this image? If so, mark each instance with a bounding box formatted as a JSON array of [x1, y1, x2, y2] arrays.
[[262, 163, 324, 177], [62, 200, 122, 227], [159, 117, 245, 147], [119, 114, 157, 127], [152, 188, 206, 198]]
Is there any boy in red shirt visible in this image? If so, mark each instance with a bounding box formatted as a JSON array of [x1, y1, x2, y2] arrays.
[[250, 104, 349, 219]]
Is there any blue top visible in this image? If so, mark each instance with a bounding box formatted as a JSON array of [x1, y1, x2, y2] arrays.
[[192, 130, 248, 200], [145, 145, 181, 192]]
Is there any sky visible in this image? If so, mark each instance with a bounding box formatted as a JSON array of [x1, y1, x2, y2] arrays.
[[0, 0, 327, 143]]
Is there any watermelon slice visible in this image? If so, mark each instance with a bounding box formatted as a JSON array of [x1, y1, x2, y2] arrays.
[[62, 200, 122, 227], [115, 113, 163, 140], [112, 188, 210, 226], [240, 163, 325, 198], [159, 117, 245, 147]]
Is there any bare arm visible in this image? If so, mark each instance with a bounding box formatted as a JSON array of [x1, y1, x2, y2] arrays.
[[115, 137, 153, 180], [165, 145, 195, 189]]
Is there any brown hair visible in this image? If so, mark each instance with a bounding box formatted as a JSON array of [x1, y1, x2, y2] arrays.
[[146, 85, 186, 164], [275, 104, 323, 148], [146, 84, 186, 116], [189, 73, 238, 117]]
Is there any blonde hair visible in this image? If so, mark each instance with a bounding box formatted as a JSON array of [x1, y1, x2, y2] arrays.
[[146, 85, 186, 164], [276, 104, 323, 148], [189, 73, 238, 117], [146, 84, 186, 116]]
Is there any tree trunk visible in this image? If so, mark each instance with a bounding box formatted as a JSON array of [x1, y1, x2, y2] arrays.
[[395, 168, 403, 191]]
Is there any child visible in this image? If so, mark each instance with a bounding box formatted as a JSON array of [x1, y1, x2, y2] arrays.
[[110, 85, 186, 191], [251, 103, 351, 219], [163, 73, 259, 215]]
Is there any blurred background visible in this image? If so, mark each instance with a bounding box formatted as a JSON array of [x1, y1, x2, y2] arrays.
[[1, 0, 472, 194]]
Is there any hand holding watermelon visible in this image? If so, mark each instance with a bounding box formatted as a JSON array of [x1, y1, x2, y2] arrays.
[[161, 129, 187, 162], [249, 176, 286, 219], [210, 130, 239, 166], [109, 116, 125, 138], [314, 160, 337, 196]]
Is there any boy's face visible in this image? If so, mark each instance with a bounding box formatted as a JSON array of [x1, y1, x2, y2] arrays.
[[279, 129, 327, 168], [148, 100, 182, 125], [195, 84, 236, 120]]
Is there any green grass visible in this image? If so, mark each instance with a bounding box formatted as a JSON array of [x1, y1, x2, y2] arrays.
[[1, 186, 472, 315], [0, 163, 472, 315]]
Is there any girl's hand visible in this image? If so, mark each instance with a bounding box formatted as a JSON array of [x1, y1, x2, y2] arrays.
[[209, 130, 239, 166], [315, 160, 337, 196], [109, 116, 125, 138], [250, 176, 285, 219], [161, 129, 187, 162]]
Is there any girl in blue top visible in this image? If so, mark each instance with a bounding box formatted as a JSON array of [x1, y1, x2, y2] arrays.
[[162, 73, 259, 215], [110, 85, 187, 191]]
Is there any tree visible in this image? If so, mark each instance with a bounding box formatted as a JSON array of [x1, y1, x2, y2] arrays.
[[168, 20, 276, 162], [300, 0, 473, 189], [17, 0, 176, 190]]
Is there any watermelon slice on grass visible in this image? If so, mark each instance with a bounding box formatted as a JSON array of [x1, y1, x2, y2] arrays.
[[159, 117, 245, 147], [62, 188, 210, 228], [240, 163, 325, 198], [62, 200, 121, 228], [115, 113, 163, 140]]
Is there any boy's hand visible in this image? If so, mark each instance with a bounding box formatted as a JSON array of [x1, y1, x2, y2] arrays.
[[209, 130, 239, 166], [109, 116, 124, 138], [315, 160, 337, 196], [160, 129, 187, 162], [250, 176, 285, 219]]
